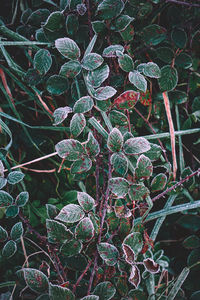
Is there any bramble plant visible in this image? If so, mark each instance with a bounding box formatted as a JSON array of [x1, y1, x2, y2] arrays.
[[0, 0, 200, 299]]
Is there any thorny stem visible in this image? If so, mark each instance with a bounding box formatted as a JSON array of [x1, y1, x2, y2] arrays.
[[73, 259, 93, 294], [87, 253, 98, 295], [134, 107, 169, 163], [165, 0, 200, 7], [152, 168, 200, 202], [85, 0, 93, 39]]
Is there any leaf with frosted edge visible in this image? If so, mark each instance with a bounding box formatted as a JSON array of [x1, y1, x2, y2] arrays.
[[175, 53, 193, 69], [0, 225, 8, 242], [49, 283, 75, 300], [73, 96, 94, 113], [77, 192, 95, 212], [141, 24, 167, 46], [7, 171, 24, 185], [55, 37, 81, 60], [118, 54, 134, 72], [113, 90, 140, 110], [23, 269, 49, 293], [53, 106, 72, 125], [143, 258, 160, 274], [55, 139, 84, 160], [128, 184, 149, 201], [46, 204, 59, 219], [0, 160, 4, 176], [122, 244, 135, 265], [123, 232, 143, 257], [70, 113, 86, 137], [16, 191, 29, 207], [97, 243, 119, 266], [55, 204, 85, 223], [109, 110, 128, 126], [111, 152, 128, 176], [87, 64, 109, 88], [85, 132, 100, 157], [60, 239, 83, 256], [128, 71, 147, 93], [151, 173, 167, 192], [59, 60, 82, 78], [33, 49, 52, 75], [70, 157, 92, 174], [103, 45, 124, 58], [43, 11, 64, 32], [46, 219, 73, 243], [158, 65, 178, 92], [145, 143, 162, 161], [109, 177, 130, 198], [135, 154, 153, 180], [124, 137, 151, 155], [10, 222, 23, 241], [143, 62, 161, 78], [6, 205, 19, 218], [129, 265, 141, 288], [93, 86, 117, 100], [75, 217, 95, 242], [107, 128, 123, 152], [80, 296, 99, 300], [2, 240, 17, 258], [93, 281, 116, 299], [97, 0, 125, 20], [112, 15, 134, 32], [82, 53, 104, 71], [0, 191, 13, 207], [0, 177, 7, 189]]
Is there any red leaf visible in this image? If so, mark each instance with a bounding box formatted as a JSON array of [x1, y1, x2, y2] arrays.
[[113, 90, 140, 110]]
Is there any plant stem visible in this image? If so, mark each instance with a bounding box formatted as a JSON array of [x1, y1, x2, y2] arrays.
[[167, 267, 190, 300], [175, 104, 185, 173], [73, 259, 93, 293], [165, 0, 200, 7]]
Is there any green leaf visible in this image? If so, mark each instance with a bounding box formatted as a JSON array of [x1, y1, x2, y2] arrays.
[[141, 24, 167, 46], [151, 173, 167, 192], [93, 86, 117, 100], [33, 49, 52, 75], [87, 64, 109, 88], [66, 14, 79, 36], [109, 110, 128, 126], [0, 177, 7, 189], [70, 157, 92, 174], [128, 184, 149, 201], [55, 204, 85, 223], [168, 90, 188, 105], [123, 232, 143, 257], [82, 53, 104, 71], [171, 28, 187, 48], [46, 75, 69, 95], [7, 171, 24, 184], [80, 296, 99, 300], [75, 217, 94, 242], [85, 132, 100, 157], [16, 191, 29, 207], [120, 24, 134, 42], [156, 47, 174, 63], [10, 222, 23, 241], [103, 45, 124, 58], [92, 21, 106, 34], [46, 219, 73, 243], [97, 0, 124, 20], [93, 281, 116, 299], [77, 191, 95, 212], [97, 243, 119, 266], [55, 139, 84, 160], [2, 240, 17, 258], [55, 37, 81, 60], [6, 205, 19, 217], [73, 96, 94, 113], [118, 54, 134, 72], [59, 60, 82, 78], [53, 106, 72, 125], [49, 284, 75, 300], [60, 239, 83, 256], [109, 177, 130, 198], [43, 11, 64, 31], [0, 225, 8, 242], [143, 62, 161, 78], [27, 9, 50, 27], [135, 154, 153, 180], [128, 71, 147, 92], [158, 65, 178, 92], [124, 137, 151, 155], [183, 235, 200, 249], [46, 204, 59, 219], [24, 69, 42, 86], [112, 15, 134, 32], [145, 143, 162, 161], [23, 269, 49, 293], [110, 153, 128, 176], [70, 113, 86, 137], [175, 52, 193, 69], [107, 128, 123, 152], [113, 90, 140, 110], [0, 191, 13, 207]]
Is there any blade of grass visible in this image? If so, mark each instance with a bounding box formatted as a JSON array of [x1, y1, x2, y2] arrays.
[[175, 104, 185, 173], [166, 267, 189, 300], [0, 41, 51, 46], [141, 128, 200, 140]]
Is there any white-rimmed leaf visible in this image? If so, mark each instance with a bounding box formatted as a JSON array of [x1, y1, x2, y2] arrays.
[[0, 191, 13, 207], [93, 86, 117, 100], [128, 71, 147, 93], [55, 37, 80, 60], [87, 64, 109, 88], [73, 96, 94, 113], [70, 157, 92, 174], [70, 113, 86, 137], [49, 284, 75, 300], [46, 219, 73, 243], [75, 217, 95, 242], [2, 240, 17, 258], [55, 139, 84, 160], [124, 137, 151, 155], [33, 49, 52, 75], [10, 222, 24, 241], [59, 60, 82, 78], [97, 0, 124, 20], [85, 132, 100, 157], [23, 269, 49, 293], [55, 204, 85, 223], [93, 281, 116, 299], [143, 62, 161, 78], [7, 171, 24, 184], [97, 243, 119, 266], [77, 192, 95, 212], [53, 106, 72, 125], [103, 45, 124, 57], [107, 128, 123, 152], [82, 53, 104, 71], [109, 177, 129, 198]]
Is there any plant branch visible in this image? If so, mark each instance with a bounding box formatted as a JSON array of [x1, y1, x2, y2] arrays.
[[165, 0, 200, 7]]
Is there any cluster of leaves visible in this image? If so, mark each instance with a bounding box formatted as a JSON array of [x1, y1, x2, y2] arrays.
[[0, 0, 199, 299]]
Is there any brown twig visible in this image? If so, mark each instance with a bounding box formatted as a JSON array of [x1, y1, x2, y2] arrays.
[[73, 259, 93, 293]]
